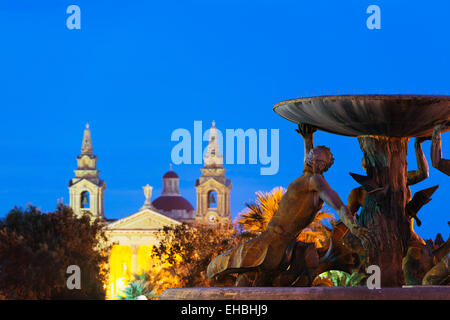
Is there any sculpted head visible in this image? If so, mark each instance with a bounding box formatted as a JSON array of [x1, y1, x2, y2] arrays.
[[305, 146, 334, 173]]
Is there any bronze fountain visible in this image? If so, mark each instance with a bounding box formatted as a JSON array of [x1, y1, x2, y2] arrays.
[[272, 95, 449, 287], [161, 95, 450, 299], [206, 95, 449, 288]]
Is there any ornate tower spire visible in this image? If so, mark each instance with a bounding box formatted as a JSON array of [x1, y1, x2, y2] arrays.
[[204, 120, 223, 168], [196, 121, 232, 225], [81, 123, 94, 155], [69, 124, 106, 219]]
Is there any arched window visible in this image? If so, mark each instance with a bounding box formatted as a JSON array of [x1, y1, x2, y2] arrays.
[[207, 190, 217, 209], [81, 191, 90, 208]]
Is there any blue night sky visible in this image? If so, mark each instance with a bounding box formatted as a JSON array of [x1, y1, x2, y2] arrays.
[[0, 1, 448, 240]]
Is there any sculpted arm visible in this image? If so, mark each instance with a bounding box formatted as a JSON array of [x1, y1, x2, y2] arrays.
[[311, 175, 357, 230], [347, 187, 365, 216], [296, 123, 316, 164], [311, 175, 372, 247], [431, 123, 450, 176], [407, 138, 429, 185]]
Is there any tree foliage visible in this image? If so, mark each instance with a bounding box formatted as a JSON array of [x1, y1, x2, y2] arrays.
[[116, 272, 157, 300], [317, 270, 366, 287], [0, 204, 110, 299], [237, 187, 285, 234]]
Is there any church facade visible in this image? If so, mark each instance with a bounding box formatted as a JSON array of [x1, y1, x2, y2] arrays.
[[68, 122, 231, 298]]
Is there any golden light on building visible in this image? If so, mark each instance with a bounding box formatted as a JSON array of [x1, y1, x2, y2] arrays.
[[107, 244, 160, 299], [108, 245, 132, 299], [137, 245, 153, 274]]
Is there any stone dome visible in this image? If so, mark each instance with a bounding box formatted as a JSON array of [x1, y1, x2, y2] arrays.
[[162, 170, 179, 179], [152, 195, 194, 212], [151, 168, 195, 222]]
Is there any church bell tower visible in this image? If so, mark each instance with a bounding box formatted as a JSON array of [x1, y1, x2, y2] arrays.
[[195, 121, 232, 225], [69, 124, 106, 219]]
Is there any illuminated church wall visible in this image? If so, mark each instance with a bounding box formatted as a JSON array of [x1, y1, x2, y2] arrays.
[[137, 245, 154, 274], [108, 245, 132, 298], [105, 210, 182, 299], [107, 244, 157, 298]]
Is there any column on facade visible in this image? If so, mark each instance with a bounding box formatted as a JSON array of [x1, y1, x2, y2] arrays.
[[131, 245, 139, 275]]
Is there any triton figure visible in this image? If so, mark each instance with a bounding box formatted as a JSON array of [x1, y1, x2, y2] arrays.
[[207, 124, 371, 286], [431, 123, 450, 176], [423, 122, 450, 285], [422, 225, 450, 286]]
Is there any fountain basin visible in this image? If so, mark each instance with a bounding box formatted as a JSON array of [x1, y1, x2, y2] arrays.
[[273, 95, 450, 137]]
